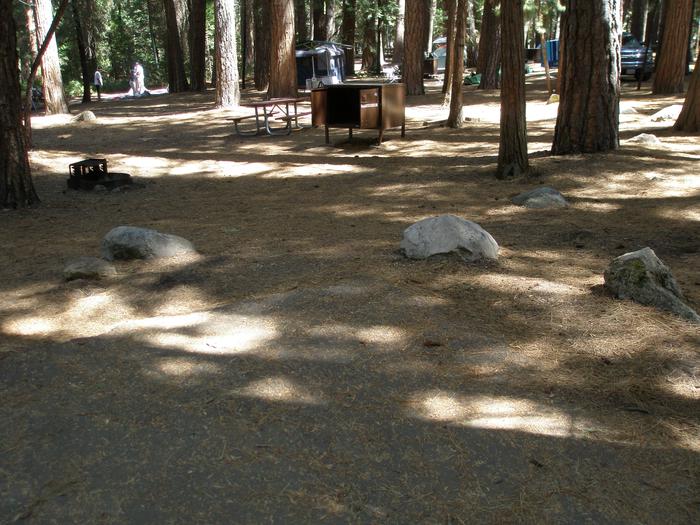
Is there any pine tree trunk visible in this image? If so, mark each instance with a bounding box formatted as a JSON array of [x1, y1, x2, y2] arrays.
[[552, 0, 620, 155], [268, 0, 297, 98], [313, 0, 325, 40], [442, 0, 457, 98], [652, 0, 692, 94], [34, 0, 69, 114], [254, 0, 270, 91], [340, 0, 356, 74], [447, 0, 466, 126], [394, 0, 405, 64], [215, 0, 240, 107], [296, 0, 309, 42], [71, 0, 91, 103], [164, 0, 189, 91], [404, 0, 426, 94], [673, 54, 700, 130], [478, 0, 501, 89], [245, 0, 255, 79], [631, 0, 648, 41], [362, 8, 378, 71], [466, 0, 477, 67], [1, 2, 39, 208], [497, 0, 528, 178], [427, 0, 436, 50], [325, 0, 337, 39], [190, 0, 207, 91]]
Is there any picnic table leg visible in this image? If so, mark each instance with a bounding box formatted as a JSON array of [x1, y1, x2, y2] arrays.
[[401, 119, 406, 138], [264, 103, 293, 135], [325, 125, 329, 144], [378, 129, 384, 145]]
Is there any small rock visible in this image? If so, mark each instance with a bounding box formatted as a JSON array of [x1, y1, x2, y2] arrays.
[[401, 214, 499, 262], [604, 247, 700, 323], [101, 226, 196, 261], [512, 187, 569, 209], [547, 93, 559, 104], [625, 133, 662, 146], [72, 110, 97, 122], [649, 104, 683, 122], [64, 257, 116, 281], [620, 106, 639, 115]]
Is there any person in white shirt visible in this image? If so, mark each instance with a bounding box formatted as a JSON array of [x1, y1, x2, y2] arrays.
[[94, 69, 103, 101], [133, 62, 145, 95]]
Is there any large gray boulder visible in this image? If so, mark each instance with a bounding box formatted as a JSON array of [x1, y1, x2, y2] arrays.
[[625, 133, 663, 146], [64, 256, 117, 280], [604, 247, 699, 323], [101, 226, 196, 261], [401, 214, 499, 262], [72, 111, 97, 122], [512, 187, 569, 209]]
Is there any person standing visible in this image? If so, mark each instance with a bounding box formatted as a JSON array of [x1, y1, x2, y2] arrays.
[[94, 68, 103, 101], [133, 62, 145, 95]]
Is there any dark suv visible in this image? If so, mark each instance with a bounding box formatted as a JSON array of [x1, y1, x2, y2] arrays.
[[621, 33, 654, 80]]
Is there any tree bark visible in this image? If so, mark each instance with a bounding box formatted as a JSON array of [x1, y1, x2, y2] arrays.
[[447, 0, 466, 126], [362, 6, 378, 72], [498, 0, 528, 178], [673, 54, 700, 130], [325, 0, 337, 39], [404, 0, 426, 94], [552, 0, 620, 155], [245, 0, 255, 80], [71, 0, 91, 103], [394, 0, 405, 64], [313, 0, 325, 40], [340, 0, 356, 74], [631, 0, 648, 41], [652, 0, 692, 94], [442, 0, 457, 98], [477, 0, 501, 89], [34, 0, 70, 114], [268, 0, 297, 98], [254, 0, 271, 91], [296, 0, 309, 42], [1, 0, 39, 208], [215, 0, 240, 107], [465, 0, 477, 67], [164, 0, 189, 91], [190, 0, 207, 91], [427, 0, 436, 50]]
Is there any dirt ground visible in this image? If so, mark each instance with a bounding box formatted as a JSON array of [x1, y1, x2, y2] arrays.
[[1, 73, 699, 523]]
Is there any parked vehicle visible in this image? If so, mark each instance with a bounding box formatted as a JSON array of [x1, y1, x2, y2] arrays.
[[621, 33, 654, 80]]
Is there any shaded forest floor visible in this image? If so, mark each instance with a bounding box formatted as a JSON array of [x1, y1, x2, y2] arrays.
[[1, 74, 699, 523]]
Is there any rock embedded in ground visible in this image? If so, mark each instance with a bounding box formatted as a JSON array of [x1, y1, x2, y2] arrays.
[[400, 214, 499, 262], [101, 226, 196, 261], [64, 257, 116, 281], [625, 133, 662, 146], [512, 187, 569, 209], [604, 247, 700, 323], [72, 111, 97, 122], [650, 105, 683, 122]]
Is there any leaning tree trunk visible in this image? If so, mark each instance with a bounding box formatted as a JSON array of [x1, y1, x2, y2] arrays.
[[497, 0, 528, 178], [394, 0, 405, 64], [254, 0, 271, 91], [442, 0, 457, 99], [404, 0, 426, 95], [477, 0, 501, 89], [652, 0, 692, 94], [164, 0, 189, 92], [673, 54, 700, 131], [268, 0, 297, 98], [313, 0, 325, 40], [190, 0, 207, 91], [552, 0, 620, 155], [361, 8, 378, 72], [34, 0, 69, 114], [446, 0, 466, 126], [1, 1, 39, 208], [215, 0, 240, 107], [340, 0, 356, 74], [325, 0, 337, 39]]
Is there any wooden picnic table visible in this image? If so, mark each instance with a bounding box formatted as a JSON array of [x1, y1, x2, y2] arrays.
[[233, 97, 310, 136]]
